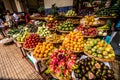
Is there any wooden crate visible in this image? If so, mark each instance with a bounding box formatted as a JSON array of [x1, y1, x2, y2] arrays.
[[110, 59, 120, 80]]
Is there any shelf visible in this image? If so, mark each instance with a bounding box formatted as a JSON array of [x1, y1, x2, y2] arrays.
[[30, 16, 46, 20], [97, 16, 116, 19]]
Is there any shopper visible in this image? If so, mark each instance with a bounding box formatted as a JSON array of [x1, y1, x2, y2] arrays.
[[25, 12, 30, 23], [0, 16, 6, 37], [13, 11, 19, 28], [5, 10, 15, 28]]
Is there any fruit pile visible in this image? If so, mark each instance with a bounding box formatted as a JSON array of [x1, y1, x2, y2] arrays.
[[63, 31, 84, 52], [33, 42, 55, 59], [46, 33, 65, 43], [98, 30, 107, 36], [36, 21, 45, 26], [7, 25, 24, 37], [74, 58, 115, 80], [77, 24, 97, 37], [58, 21, 74, 31], [84, 38, 115, 61], [23, 34, 41, 49], [80, 16, 100, 26], [65, 10, 77, 17], [46, 20, 59, 29], [16, 28, 29, 42], [66, 19, 80, 24], [48, 50, 77, 79], [97, 24, 110, 31], [37, 24, 51, 37]]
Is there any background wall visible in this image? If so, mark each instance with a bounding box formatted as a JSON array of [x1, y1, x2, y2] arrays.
[[44, 0, 73, 14], [44, 0, 73, 8]]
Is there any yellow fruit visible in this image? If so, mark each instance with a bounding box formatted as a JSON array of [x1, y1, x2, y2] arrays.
[[45, 50, 49, 54], [44, 54, 48, 57], [105, 47, 111, 52], [77, 48, 80, 51], [74, 45, 78, 48], [102, 51, 108, 56], [39, 54, 43, 58]]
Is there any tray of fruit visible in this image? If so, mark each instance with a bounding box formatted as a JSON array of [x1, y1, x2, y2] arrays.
[[46, 20, 59, 30], [57, 21, 74, 33], [62, 31, 84, 53], [23, 34, 41, 51], [37, 24, 51, 38], [80, 15, 101, 27], [84, 38, 115, 62], [65, 10, 77, 17], [77, 24, 97, 38], [48, 49, 77, 80], [72, 55, 115, 80], [84, 51, 115, 62], [97, 30, 107, 36], [16, 27, 30, 42], [46, 33, 65, 44], [33, 42, 55, 61]]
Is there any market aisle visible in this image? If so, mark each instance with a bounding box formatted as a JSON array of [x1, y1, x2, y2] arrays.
[[0, 43, 43, 80]]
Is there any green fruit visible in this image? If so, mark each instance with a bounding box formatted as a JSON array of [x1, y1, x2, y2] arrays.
[[92, 48, 96, 52], [97, 49, 102, 54], [59, 27, 62, 30], [70, 27, 73, 30], [76, 69, 80, 73], [97, 54, 103, 58], [65, 28, 69, 31], [104, 56, 109, 59], [87, 46, 92, 50], [62, 28, 65, 31], [92, 53, 97, 57], [88, 50, 92, 54], [98, 47, 104, 51]]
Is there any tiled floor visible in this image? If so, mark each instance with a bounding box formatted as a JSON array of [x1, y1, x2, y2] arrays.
[[0, 43, 43, 80]]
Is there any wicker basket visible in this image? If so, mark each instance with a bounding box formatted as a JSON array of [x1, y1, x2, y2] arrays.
[[57, 28, 71, 33], [34, 56, 50, 61], [84, 51, 115, 62], [23, 47, 35, 51]]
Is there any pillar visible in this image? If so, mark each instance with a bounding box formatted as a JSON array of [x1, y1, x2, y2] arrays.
[[14, 0, 23, 12], [2, 0, 13, 13]]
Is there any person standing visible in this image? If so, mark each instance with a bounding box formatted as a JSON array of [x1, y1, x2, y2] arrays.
[[25, 12, 30, 23], [5, 10, 15, 28], [0, 16, 6, 37], [13, 12, 19, 28]]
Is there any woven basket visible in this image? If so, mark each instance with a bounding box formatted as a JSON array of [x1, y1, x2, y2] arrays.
[[84, 51, 115, 62]]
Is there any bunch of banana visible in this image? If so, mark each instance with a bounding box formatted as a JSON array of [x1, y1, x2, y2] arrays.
[[97, 25, 110, 30]]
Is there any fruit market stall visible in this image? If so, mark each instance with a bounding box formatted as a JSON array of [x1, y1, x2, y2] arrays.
[[4, 0, 120, 79], [6, 16, 119, 79]]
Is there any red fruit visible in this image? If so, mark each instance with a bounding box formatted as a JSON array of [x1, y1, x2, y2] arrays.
[[64, 70, 69, 76], [67, 50, 72, 55], [58, 60, 65, 68], [51, 57, 58, 65], [71, 54, 77, 60], [55, 68, 61, 74], [49, 65, 56, 72]]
